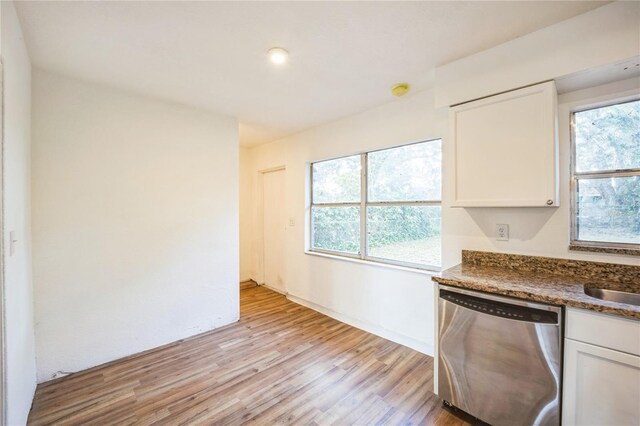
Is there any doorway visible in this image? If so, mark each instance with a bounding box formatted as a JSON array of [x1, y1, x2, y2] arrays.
[[261, 168, 286, 293]]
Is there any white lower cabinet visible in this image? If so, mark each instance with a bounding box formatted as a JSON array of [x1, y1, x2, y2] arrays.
[[563, 339, 640, 425], [563, 308, 640, 426]]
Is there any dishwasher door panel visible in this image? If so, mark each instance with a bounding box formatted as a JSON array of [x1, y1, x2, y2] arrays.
[[438, 291, 561, 426]]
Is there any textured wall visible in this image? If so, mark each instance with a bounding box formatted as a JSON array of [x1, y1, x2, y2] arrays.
[[1, 1, 38, 424], [32, 70, 240, 383]]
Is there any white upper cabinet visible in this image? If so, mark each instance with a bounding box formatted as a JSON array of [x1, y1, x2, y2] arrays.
[[450, 81, 559, 207]]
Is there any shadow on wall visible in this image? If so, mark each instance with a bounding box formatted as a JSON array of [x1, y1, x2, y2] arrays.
[[465, 208, 557, 242]]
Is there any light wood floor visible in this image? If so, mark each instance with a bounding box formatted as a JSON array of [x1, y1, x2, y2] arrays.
[[28, 286, 475, 425], [239, 280, 258, 290]]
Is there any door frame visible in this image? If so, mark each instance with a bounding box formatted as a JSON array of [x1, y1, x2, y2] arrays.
[[256, 166, 285, 291], [0, 58, 7, 426]]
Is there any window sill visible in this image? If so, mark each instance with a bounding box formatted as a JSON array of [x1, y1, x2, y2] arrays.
[[304, 250, 441, 275], [569, 244, 640, 257]]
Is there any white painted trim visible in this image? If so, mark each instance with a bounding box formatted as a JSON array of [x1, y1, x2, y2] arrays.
[[433, 282, 439, 395], [256, 166, 286, 288], [0, 58, 6, 426], [287, 293, 434, 357], [258, 283, 287, 296], [304, 250, 438, 276], [258, 165, 285, 174]]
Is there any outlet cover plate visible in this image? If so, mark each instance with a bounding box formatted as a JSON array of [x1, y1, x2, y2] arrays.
[[496, 224, 509, 241]]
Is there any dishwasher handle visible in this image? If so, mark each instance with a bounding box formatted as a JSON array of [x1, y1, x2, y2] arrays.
[[440, 289, 559, 324]]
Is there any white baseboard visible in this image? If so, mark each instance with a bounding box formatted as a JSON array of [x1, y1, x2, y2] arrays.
[[287, 293, 434, 356], [259, 283, 288, 295]]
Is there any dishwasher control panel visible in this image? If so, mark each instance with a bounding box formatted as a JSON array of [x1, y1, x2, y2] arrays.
[[440, 289, 558, 324]]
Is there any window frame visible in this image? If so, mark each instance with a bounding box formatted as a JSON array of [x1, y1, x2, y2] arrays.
[[569, 97, 640, 251], [309, 139, 442, 271]]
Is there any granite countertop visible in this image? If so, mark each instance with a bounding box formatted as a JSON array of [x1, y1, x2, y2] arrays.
[[432, 251, 640, 320]]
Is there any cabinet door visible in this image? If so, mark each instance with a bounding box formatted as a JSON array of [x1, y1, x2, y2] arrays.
[[451, 81, 558, 207], [563, 338, 640, 426]]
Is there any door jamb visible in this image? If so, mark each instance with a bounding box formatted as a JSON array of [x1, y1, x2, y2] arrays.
[[0, 58, 7, 426], [257, 166, 285, 289]]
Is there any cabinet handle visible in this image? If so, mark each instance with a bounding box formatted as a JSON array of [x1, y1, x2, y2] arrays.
[[546, 200, 554, 206]]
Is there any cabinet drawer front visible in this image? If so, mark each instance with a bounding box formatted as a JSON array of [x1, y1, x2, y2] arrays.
[[566, 307, 640, 356], [563, 339, 640, 426]]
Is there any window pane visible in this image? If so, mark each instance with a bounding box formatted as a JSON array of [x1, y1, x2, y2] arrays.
[[311, 206, 360, 253], [312, 155, 360, 203], [367, 206, 441, 267], [368, 140, 441, 202], [575, 100, 640, 173], [576, 176, 640, 244]]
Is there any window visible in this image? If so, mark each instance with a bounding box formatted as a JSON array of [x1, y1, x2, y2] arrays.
[[571, 99, 640, 250], [310, 140, 442, 270]]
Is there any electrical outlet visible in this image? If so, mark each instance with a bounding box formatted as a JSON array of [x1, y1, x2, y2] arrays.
[[496, 224, 509, 241], [288, 218, 295, 227]]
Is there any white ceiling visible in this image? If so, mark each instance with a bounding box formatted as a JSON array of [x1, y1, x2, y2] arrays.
[[15, 1, 608, 147]]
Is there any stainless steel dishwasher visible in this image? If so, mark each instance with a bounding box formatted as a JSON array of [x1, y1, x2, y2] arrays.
[[438, 285, 562, 426]]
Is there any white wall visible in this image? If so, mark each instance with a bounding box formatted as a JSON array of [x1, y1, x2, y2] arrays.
[[32, 70, 240, 383], [243, 76, 640, 357], [434, 1, 640, 107], [246, 90, 446, 355], [1, 1, 37, 424]]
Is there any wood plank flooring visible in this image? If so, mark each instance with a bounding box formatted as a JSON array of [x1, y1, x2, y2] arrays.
[[28, 286, 475, 425], [239, 280, 258, 290]]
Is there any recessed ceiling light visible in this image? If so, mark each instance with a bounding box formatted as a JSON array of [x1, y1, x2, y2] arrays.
[[268, 47, 289, 65]]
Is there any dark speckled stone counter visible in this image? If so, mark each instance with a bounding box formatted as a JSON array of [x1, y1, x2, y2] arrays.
[[432, 250, 640, 320]]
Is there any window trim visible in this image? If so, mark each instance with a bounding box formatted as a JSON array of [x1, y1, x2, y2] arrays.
[[309, 139, 442, 271], [569, 98, 640, 251]]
